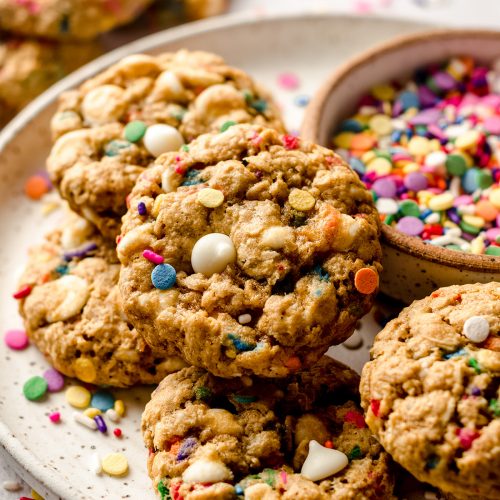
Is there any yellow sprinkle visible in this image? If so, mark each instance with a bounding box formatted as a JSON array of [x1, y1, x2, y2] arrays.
[[152, 193, 169, 218], [84, 408, 102, 418], [382, 101, 392, 116], [455, 130, 480, 150], [361, 151, 376, 164], [402, 162, 420, 174], [31, 490, 44, 500], [443, 220, 459, 229], [41, 201, 60, 215], [429, 139, 441, 152], [470, 236, 485, 255], [428, 192, 454, 211], [371, 84, 395, 101], [489, 188, 500, 208], [462, 214, 485, 229], [402, 107, 418, 120], [289, 189, 316, 211], [408, 136, 430, 157], [225, 348, 237, 359], [332, 132, 354, 149], [73, 358, 96, 383], [101, 452, 129, 477], [65, 386, 91, 409], [369, 114, 392, 136], [114, 399, 126, 417], [366, 157, 392, 176], [352, 114, 370, 125], [197, 188, 224, 208]]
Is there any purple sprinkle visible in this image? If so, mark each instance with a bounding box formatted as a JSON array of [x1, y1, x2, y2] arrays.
[[138, 201, 147, 216], [372, 178, 397, 198], [433, 71, 457, 91], [471, 387, 481, 396], [418, 85, 439, 108], [43, 368, 65, 392], [63, 242, 98, 261], [447, 209, 461, 225], [177, 437, 198, 461], [404, 172, 428, 191], [409, 108, 441, 126], [94, 415, 107, 433], [396, 216, 424, 236]]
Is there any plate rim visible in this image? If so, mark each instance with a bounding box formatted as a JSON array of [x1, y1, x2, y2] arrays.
[[0, 9, 434, 499]]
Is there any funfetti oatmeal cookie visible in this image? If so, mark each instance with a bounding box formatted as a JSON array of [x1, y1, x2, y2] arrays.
[[142, 356, 394, 500], [0, 35, 100, 123], [118, 124, 382, 378], [47, 51, 285, 238], [17, 212, 186, 387], [0, 0, 153, 40], [360, 283, 500, 500]]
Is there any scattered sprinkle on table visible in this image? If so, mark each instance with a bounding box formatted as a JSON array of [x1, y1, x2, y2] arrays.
[[332, 55, 500, 255], [43, 368, 65, 392], [4, 329, 29, 350], [24, 174, 51, 200], [65, 385, 91, 408], [101, 452, 129, 477], [23, 376, 48, 401], [90, 389, 115, 412]]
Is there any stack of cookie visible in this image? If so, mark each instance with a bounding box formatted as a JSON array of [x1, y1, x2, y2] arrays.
[[0, 0, 228, 128], [15, 48, 400, 498]]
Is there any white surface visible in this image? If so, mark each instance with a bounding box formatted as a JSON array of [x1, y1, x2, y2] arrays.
[[0, 3, 488, 499]]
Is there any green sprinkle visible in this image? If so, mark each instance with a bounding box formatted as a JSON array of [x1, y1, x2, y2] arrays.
[[445, 154, 467, 176], [220, 121, 237, 132], [23, 376, 48, 401], [55, 264, 69, 275], [243, 90, 253, 103], [348, 444, 363, 461], [425, 454, 440, 470], [195, 386, 212, 400], [460, 221, 481, 235], [124, 121, 147, 142], [485, 246, 500, 256], [468, 357, 481, 374], [489, 399, 499, 417], [250, 99, 267, 113], [384, 214, 396, 225], [232, 394, 258, 404], [158, 480, 171, 500], [262, 468, 277, 486], [399, 200, 420, 217], [181, 144, 190, 152], [104, 140, 130, 157]]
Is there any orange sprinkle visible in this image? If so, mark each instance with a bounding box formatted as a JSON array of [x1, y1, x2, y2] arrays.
[[24, 175, 50, 200], [285, 356, 302, 372], [354, 268, 379, 295], [324, 440, 333, 449], [169, 441, 181, 456], [483, 335, 500, 352], [431, 291, 441, 298], [350, 133, 376, 151], [475, 200, 498, 222]]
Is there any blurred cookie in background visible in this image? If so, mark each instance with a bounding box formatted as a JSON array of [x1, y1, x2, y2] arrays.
[[0, 35, 101, 127]]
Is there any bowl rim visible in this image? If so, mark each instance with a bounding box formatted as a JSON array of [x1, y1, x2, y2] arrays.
[[301, 28, 500, 273]]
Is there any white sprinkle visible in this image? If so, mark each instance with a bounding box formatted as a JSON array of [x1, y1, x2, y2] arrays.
[[463, 316, 490, 343], [106, 408, 120, 423], [2, 480, 22, 492], [424, 213, 440, 224], [449, 176, 461, 197], [425, 150, 447, 168], [238, 314, 252, 325], [376, 198, 398, 215], [89, 452, 102, 475], [343, 330, 363, 349], [73, 411, 97, 430], [457, 204, 476, 215]]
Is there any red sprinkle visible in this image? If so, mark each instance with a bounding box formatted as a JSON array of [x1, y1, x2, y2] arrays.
[[456, 428, 480, 450], [13, 285, 32, 299], [431, 291, 441, 298], [344, 410, 367, 428], [49, 412, 61, 423], [113, 428, 122, 438], [143, 249, 164, 264], [370, 399, 381, 417], [282, 135, 300, 150], [324, 440, 334, 449], [284, 356, 301, 372]]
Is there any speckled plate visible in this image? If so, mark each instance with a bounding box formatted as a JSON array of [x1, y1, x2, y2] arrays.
[[0, 11, 432, 500]]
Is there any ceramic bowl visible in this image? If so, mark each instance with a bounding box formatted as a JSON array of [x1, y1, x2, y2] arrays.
[[302, 29, 500, 304]]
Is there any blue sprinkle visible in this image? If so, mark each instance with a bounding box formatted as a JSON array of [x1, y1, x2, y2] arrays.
[[138, 201, 147, 216], [235, 485, 244, 495], [151, 264, 177, 290], [313, 264, 330, 282], [340, 119, 363, 133], [232, 394, 257, 404], [181, 169, 204, 186], [90, 390, 115, 412], [227, 334, 256, 352], [250, 99, 267, 113], [426, 455, 439, 470], [443, 348, 467, 360], [419, 209, 432, 220], [177, 437, 198, 461], [391, 130, 402, 143], [462, 168, 480, 194], [314, 289, 322, 297], [349, 157, 366, 175], [55, 264, 69, 275], [294, 94, 310, 107], [398, 91, 420, 110], [104, 140, 130, 157]]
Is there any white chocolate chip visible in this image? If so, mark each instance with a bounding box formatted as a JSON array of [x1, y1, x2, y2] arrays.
[[191, 233, 236, 276], [182, 459, 232, 484], [61, 217, 94, 249], [115, 54, 160, 77], [261, 226, 293, 249], [82, 85, 126, 125], [463, 316, 490, 343], [161, 167, 180, 193], [45, 275, 90, 322], [143, 124, 184, 157], [153, 70, 184, 99], [238, 314, 252, 324], [117, 224, 153, 258], [342, 330, 363, 349], [300, 440, 349, 481]]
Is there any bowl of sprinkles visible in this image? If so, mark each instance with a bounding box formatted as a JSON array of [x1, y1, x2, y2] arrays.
[[302, 29, 500, 304]]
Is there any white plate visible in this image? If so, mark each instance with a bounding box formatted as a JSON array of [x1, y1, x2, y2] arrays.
[[0, 11, 433, 500]]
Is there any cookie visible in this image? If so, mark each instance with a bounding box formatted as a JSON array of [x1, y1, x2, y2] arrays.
[[142, 356, 395, 499], [360, 283, 500, 499], [18, 212, 186, 387], [0, 0, 153, 40], [0, 35, 100, 123], [183, 0, 228, 20], [118, 124, 382, 378], [47, 51, 285, 238]]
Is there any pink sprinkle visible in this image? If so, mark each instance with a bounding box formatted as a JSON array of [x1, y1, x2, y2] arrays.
[[456, 428, 480, 450], [277, 73, 300, 91], [143, 249, 164, 264], [354, 1, 374, 13], [4, 329, 29, 350], [279, 470, 288, 485], [251, 131, 262, 146], [282, 135, 300, 150], [49, 412, 61, 423], [344, 410, 367, 428], [370, 399, 381, 417]]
